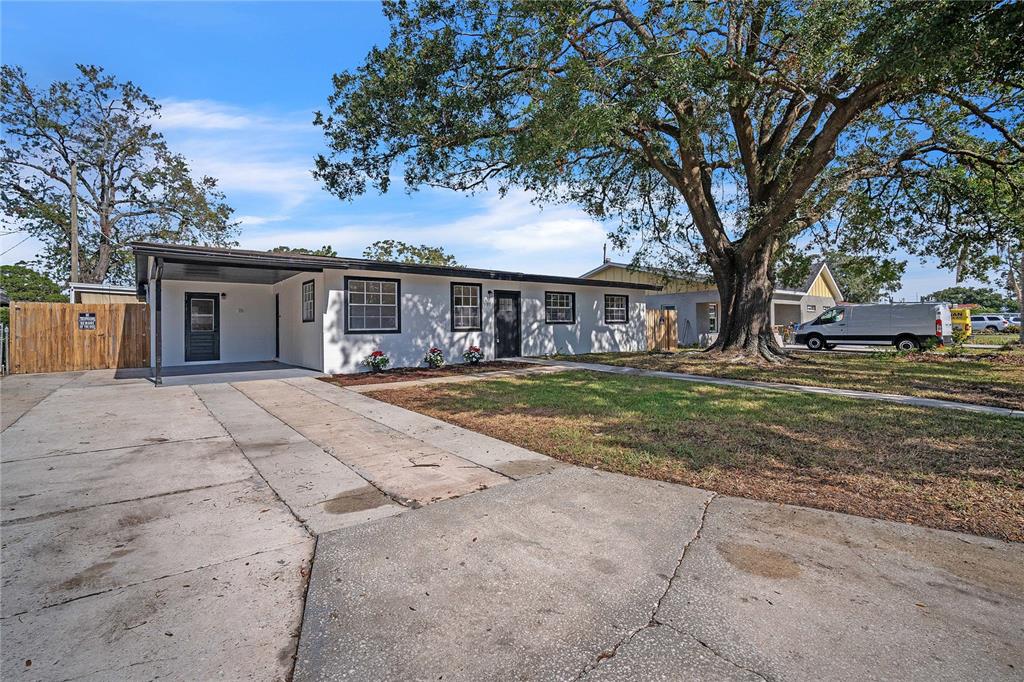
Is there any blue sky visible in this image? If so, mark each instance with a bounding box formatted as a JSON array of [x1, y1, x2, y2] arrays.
[[1, 1, 978, 298]]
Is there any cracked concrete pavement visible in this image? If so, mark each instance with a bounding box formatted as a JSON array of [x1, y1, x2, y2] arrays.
[[3, 369, 1023, 681], [296, 467, 1024, 681]]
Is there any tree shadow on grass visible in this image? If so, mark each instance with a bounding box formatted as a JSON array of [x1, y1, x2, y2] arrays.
[[431, 371, 1024, 486]]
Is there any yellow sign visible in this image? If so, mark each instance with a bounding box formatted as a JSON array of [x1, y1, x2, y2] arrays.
[[950, 308, 972, 337]]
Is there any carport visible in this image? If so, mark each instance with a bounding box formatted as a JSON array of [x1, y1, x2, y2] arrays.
[[135, 243, 332, 385]]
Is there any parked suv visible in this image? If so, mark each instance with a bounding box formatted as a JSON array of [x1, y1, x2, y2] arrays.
[[970, 314, 1008, 332]]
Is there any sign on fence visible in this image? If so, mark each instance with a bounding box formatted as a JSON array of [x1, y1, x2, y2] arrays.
[[78, 312, 97, 330]]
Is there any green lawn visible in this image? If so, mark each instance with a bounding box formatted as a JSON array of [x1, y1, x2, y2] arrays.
[[369, 371, 1024, 541], [970, 333, 1019, 346], [553, 348, 1024, 411]]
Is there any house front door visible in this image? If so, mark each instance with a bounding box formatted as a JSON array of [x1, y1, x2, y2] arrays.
[[185, 292, 220, 362], [494, 290, 521, 358]]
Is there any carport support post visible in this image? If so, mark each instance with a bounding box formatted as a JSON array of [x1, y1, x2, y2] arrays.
[[154, 258, 163, 386]]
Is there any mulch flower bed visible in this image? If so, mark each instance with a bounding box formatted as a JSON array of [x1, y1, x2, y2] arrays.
[[319, 361, 538, 387]]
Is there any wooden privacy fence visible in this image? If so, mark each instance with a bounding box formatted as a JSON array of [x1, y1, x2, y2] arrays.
[[646, 308, 678, 351], [8, 302, 149, 374]]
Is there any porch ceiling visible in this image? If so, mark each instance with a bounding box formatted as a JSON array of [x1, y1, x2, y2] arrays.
[[159, 260, 319, 285]]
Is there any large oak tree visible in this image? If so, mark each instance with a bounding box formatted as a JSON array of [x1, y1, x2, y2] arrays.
[[315, 0, 1023, 360], [1, 65, 236, 284]]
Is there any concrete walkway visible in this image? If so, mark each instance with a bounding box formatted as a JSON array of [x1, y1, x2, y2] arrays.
[[523, 358, 1024, 418]]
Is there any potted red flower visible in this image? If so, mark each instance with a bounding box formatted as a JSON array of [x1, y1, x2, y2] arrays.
[[424, 347, 445, 368], [463, 345, 484, 364], [363, 350, 390, 372]]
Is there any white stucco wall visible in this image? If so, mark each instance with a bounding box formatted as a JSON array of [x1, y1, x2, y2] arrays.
[[321, 268, 646, 374], [273, 273, 324, 370], [645, 290, 720, 346], [155, 279, 275, 366]]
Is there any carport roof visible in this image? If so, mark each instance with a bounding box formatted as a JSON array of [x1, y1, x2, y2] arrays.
[[132, 242, 662, 290]]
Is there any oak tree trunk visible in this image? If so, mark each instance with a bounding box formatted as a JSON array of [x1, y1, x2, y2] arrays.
[[706, 241, 788, 362]]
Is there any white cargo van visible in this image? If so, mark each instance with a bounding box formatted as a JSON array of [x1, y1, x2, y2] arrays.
[[794, 303, 953, 351]]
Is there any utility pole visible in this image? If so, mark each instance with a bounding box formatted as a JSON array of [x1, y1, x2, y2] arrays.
[[70, 160, 80, 283]]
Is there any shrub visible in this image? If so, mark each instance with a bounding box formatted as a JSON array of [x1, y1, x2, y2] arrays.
[[463, 345, 484, 364], [424, 346, 445, 368], [363, 350, 390, 372]]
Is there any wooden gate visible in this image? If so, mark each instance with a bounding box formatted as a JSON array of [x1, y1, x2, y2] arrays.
[[646, 308, 678, 351], [8, 302, 150, 374]]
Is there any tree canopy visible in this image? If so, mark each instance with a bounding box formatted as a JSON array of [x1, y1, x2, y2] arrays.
[[925, 286, 1016, 312], [0, 263, 65, 323], [316, 0, 1023, 360], [362, 239, 459, 266], [271, 245, 339, 257], [1, 64, 237, 285]]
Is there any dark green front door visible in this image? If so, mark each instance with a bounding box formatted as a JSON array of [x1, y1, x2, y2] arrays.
[[185, 292, 220, 362]]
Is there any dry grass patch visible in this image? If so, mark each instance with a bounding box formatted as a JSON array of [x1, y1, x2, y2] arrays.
[[557, 347, 1024, 410], [367, 371, 1024, 542]]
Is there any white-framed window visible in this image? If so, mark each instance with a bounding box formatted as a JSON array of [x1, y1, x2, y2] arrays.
[[451, 283, 482, 331], [346, 277, 400, 333], [806, 304, 817, 313], [545, 291, 575, 324], [301, 280, 315, 323], [604, 294, 628, 324]]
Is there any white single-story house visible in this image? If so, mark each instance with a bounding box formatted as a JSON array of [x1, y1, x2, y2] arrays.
[[581, 260, 843, 347], [132, 242, 657, 381]]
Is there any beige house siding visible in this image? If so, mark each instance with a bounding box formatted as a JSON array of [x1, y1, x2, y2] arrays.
[[594, 264, 711, 294], [76, 291, 140, 304], [808, 272, 832, 298]]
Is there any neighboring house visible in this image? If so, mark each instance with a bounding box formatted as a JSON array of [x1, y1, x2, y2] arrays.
[[581, 260, 843, 347], [69, 282, 141, 304], [132, 242, 656, 378]]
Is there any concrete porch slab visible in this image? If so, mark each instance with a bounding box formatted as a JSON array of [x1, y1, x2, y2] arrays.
[[156, 361, 323, 387]]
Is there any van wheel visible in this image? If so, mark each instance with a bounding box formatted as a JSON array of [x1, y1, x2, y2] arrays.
[[894, 336, 920, 351], [806, 334, 826, 351], [985, 325, 998, 332]]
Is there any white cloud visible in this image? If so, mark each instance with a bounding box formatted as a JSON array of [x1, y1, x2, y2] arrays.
[[234, 214, 290, 227], [153, 100, 322, 210], [236, 187, 612, 276], [157, 100, 259, 130], [156, 99, 310, 132]]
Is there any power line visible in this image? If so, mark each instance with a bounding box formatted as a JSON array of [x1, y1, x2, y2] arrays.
[[0, 233, 33, 254]]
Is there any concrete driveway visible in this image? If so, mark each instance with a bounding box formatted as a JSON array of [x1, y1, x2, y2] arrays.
[[0, 369, 556, 680], [2, 370, 1022, 681]]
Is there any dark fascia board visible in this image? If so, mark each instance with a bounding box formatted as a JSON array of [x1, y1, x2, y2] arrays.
[[131, 241, 661, 290]]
